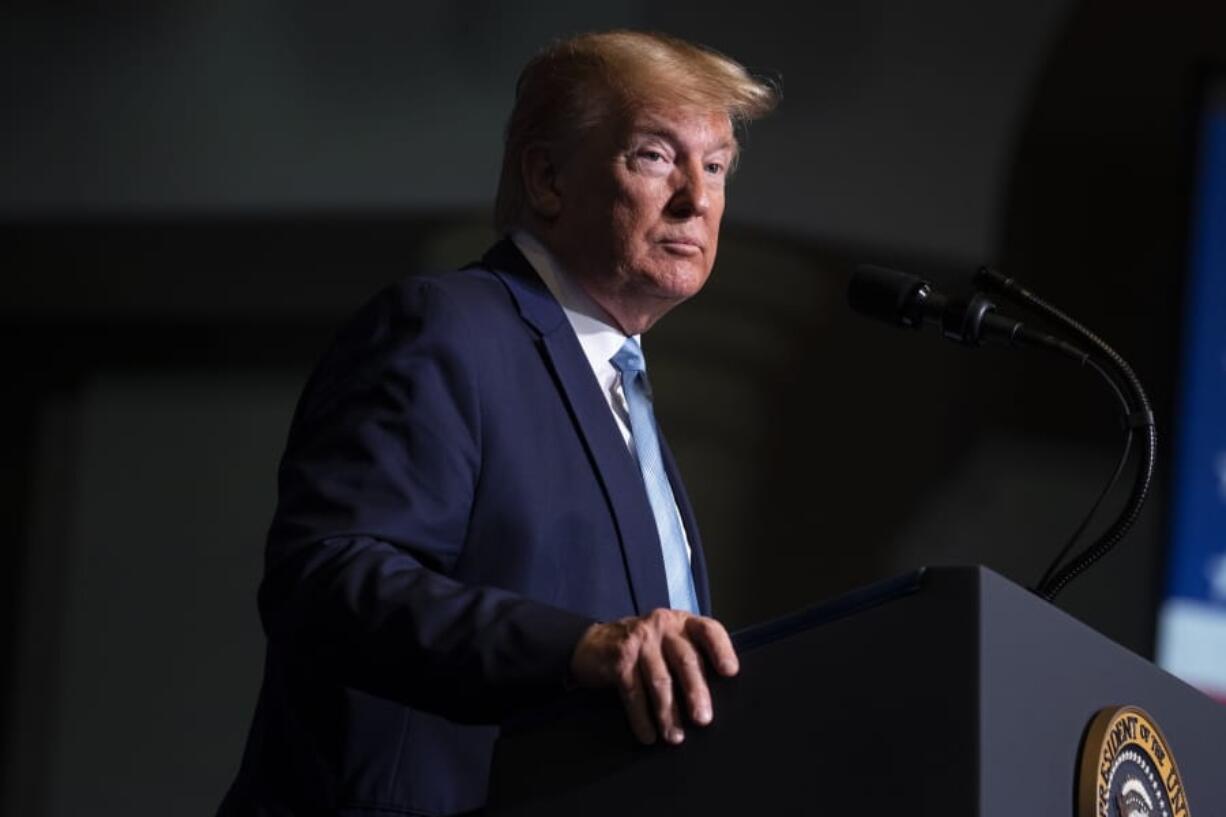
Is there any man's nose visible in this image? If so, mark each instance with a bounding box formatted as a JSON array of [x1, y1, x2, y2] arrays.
[[668, 160, 710, 217]]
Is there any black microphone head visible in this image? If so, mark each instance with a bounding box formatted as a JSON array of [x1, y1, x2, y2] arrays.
[[848, 264, 933, 328]]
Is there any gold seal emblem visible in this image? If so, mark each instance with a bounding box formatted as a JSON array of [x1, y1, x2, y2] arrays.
[[1079, 706, 1191, 817]]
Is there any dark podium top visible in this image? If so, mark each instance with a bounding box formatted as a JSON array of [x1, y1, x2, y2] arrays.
[[487, 566, 1225, 815]]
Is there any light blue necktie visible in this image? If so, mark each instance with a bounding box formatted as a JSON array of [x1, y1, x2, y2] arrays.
[[611, 338, 699, 613]]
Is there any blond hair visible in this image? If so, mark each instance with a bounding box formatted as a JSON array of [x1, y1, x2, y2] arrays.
[[493, 30, 779, 232]]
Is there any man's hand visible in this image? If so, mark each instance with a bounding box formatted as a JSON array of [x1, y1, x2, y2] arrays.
[[568, 609, 739, 746]]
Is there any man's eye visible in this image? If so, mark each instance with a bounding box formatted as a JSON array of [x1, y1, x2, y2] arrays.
[[705, 162, 725, 175], [639, 149, 667, 162]]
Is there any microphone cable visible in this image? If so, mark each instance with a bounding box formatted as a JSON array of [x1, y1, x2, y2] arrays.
[[975, 268, 1157, 601]]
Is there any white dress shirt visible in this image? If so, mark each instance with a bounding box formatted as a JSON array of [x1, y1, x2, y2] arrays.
[[510, 229, 692, 558]]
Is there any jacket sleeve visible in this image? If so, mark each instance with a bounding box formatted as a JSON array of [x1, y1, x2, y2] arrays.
[[257, 277, 596, 724]]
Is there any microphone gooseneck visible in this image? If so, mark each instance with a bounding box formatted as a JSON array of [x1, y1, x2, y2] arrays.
[[974, 268, 1157, 601], [848, 264, 1156, 603]]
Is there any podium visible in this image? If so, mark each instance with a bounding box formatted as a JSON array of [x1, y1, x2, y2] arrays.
[[487, 566, 1225, 815]]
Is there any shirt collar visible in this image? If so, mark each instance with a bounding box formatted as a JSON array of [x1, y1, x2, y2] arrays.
[[509, 229, 641, 364]]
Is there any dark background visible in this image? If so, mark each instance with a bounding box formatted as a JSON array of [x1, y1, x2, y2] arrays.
[[3, 1, 1224, 813]]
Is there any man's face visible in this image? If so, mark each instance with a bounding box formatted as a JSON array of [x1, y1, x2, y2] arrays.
[[550, 105, 736, 332]]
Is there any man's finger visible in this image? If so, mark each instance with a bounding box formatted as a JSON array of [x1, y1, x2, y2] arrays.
[[686, 616, 740, 677], [639, 641, 683, 744], [616, 656, 657, 745], [662, 631, 712, 726]]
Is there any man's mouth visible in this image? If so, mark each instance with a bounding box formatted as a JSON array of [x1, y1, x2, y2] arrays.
[[658, 238, 703, 255]]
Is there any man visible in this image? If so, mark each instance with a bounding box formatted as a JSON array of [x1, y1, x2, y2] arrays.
[[219, 30, 777, 816]]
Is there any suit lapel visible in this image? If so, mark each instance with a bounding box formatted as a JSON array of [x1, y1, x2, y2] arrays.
[[483, 240, 671, 615]]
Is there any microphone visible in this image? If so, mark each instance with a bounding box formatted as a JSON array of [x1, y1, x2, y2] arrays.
[[847, 262, 1157, 603], [848, 264, 1086, 360]]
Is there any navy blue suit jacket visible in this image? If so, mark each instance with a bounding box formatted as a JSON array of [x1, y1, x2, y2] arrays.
[[219, 239, 710, 816]]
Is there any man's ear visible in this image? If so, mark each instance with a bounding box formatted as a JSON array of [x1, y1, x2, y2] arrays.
[[521, 143, 563, 220]]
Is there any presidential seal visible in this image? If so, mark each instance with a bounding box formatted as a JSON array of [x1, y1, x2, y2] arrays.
[[1078, 706, 1191, 817]]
